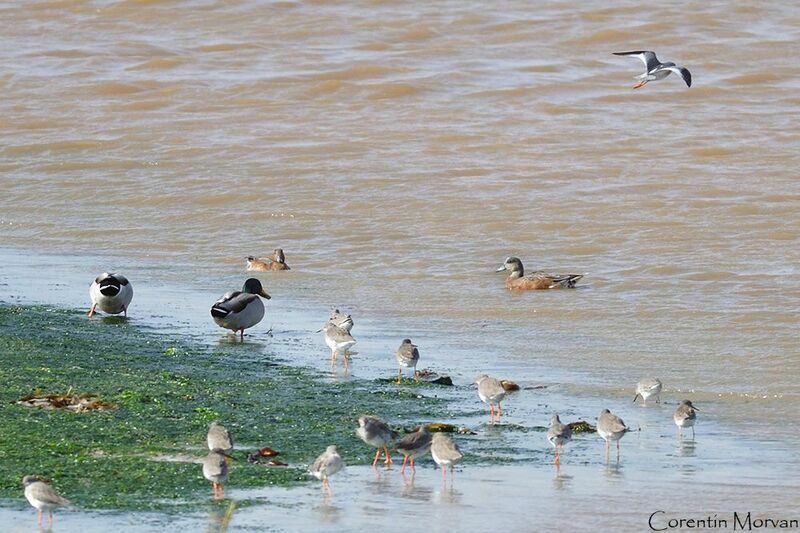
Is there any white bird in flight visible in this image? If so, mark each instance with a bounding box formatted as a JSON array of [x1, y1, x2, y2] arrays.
[[613, 51, 692, 89]]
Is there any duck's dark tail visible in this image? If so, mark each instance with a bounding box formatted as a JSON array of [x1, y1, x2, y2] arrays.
[[553, 274, 584, 288]]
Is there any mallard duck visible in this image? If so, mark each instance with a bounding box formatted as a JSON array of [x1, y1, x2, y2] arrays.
[[496, 257, 583, 290], [88, 273, 133, 317], [210, 278, 271, 339], [246, 249, 290, 271]]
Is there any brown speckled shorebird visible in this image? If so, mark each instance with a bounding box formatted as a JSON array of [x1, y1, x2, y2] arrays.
[[22, 475, 69, 528], [674, 400, 699, 439], [309, 445, 344, 492], [246, 249, 290, 271], [547, 414, 572, 465], [496, 257, 583, 290], [396, 426, 432, 474], [475, 374, 506, 417], [356, 415, 398, 467], [431, 432, 463, 480], [396, 339, 420, 384]]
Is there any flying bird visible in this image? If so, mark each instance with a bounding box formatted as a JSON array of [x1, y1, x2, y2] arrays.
[[613, 51, 691, 89]]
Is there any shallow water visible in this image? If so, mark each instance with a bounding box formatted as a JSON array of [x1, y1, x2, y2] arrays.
[[1, 0, 799, 530]]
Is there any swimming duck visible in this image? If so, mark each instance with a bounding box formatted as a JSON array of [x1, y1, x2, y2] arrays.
[[246, 249, 290, 271], [88, 273, 133, 317], [210, 278, 271, 339], [496, 257, 583, 290]]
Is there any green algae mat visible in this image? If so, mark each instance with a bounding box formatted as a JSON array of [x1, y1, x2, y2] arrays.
[[0, 305, 446, 510]]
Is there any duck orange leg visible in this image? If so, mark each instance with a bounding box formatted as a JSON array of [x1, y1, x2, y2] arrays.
[[372, 449, 381, 467], [633, 80, 647, 89], [400, 455, 409, 473], [88, 303, 96, 317]]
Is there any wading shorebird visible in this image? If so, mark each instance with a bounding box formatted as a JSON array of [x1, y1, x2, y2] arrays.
[[88, 272, 133, 317], [475, 374, 507, 417], [203, 449, 231, 499], [22, 475, 69, 528], [597, 409, 629, 462], [613, 51, 692, 89], [396, 426, 432, 474], [246, 248, 290, 271], [496, 257, 583, 290], [210, 278, 271, 339], [633, 377, 663, 405], [674, 400, 699, 439], [320, 321, 356, 368], [356, 415, 398, 467], [431, 432, 463, 480], [395, 339, 420, 383], [309, 445, 344, 492], [547, 414, 572, 466]]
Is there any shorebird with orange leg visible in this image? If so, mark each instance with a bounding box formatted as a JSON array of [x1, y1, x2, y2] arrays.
[[597, 409, 628, 463], [475, 374, 506, 418], [396, 425, 432, 474], [320, 321, 356, 369], [496, 257, 583, 290], [547, 414, 572, 466], [431, 432, 463, 481], [88, 272, 133, 317], [22, 475, 69, 528], [356, 415, 398, 467], [203, 449, 232, 500], [613, 51, 692, 89], [309, 445, 344, 493]]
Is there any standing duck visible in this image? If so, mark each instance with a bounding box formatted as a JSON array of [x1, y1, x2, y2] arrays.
[[496, 257, 583, 290], [210, 278, 271, 339], [88, 273, 133, 317]]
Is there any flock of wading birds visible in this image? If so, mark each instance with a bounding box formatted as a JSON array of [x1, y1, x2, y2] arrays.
[[21, 248, 701, 527]]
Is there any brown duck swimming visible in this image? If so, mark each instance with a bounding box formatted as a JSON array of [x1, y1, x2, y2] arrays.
[[496, 257, 583, 290]]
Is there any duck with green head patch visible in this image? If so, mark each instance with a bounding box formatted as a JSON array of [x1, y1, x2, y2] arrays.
[[210, 278, 271, 339]]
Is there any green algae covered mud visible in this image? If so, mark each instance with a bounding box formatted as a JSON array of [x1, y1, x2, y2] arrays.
[[0, 305, 447, 510]]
